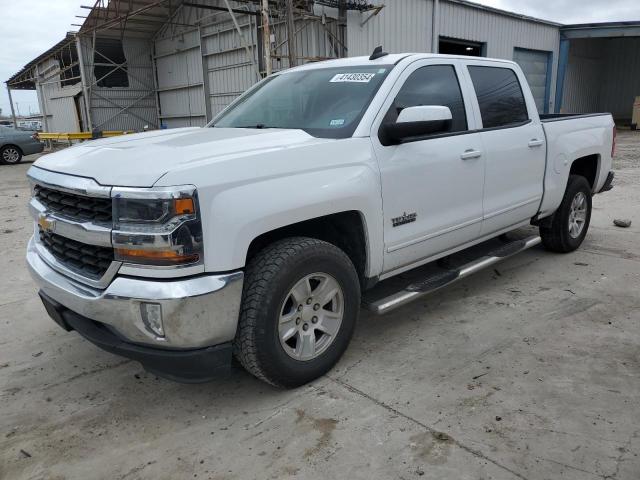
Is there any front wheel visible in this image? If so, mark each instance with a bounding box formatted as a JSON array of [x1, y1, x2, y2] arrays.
[[540, 175, 592, 253], [234, 237, 361, 388]]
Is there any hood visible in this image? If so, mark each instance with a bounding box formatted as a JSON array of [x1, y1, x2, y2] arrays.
[[33, 127, 334, 187]]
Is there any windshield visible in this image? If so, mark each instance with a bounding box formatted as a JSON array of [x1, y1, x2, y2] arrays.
[[212, 65, 392, 139]]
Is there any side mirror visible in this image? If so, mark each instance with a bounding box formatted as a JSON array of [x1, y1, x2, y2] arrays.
[[380, 105, 453, 145]]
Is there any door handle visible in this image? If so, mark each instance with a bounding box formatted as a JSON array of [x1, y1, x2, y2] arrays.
[[460, 149, 482, 160], [528, 139, 544, 148]]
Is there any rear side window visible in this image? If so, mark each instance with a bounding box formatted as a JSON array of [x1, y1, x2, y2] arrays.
[[385, 65, 468, 133], [468, 66, 529, 129]]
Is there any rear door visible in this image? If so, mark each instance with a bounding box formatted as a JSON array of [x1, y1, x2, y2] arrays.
[[371, 59, 485, 274], [464, 62, 546, 236]]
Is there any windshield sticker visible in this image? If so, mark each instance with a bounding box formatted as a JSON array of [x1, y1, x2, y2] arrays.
[[330, 119, 345, 127], [330, 73, 375, 83]]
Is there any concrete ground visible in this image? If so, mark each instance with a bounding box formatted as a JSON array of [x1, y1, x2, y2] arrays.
[[1, 133, 639, 480]]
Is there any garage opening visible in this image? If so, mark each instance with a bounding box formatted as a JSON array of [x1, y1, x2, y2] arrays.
[[439, 37, 485, 56], [557, 23, 640, 126], [513, 48, 552, 114]]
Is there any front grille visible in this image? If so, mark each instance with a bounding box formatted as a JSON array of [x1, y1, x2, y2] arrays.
[[39, 230, 114, 278], [34, 185, 112, 223]]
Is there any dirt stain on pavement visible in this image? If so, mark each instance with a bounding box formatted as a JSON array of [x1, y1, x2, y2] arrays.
[[409, 431, 453, 465], [295, 409, 339, 458]]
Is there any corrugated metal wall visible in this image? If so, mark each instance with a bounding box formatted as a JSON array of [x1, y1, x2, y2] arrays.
[[346, 0, 433, 55], [90, 37, 158, 131], [155, 29, 207, 128], [75, 35, 158, 131], [36, 58, 82, 133], [199, 5, 260, 119], [154, 0, 341, 125], [599, 38, 640, 120], [561, 39, 605, 114], [562, 37, 640, 120], [347, 0, 561, 113]]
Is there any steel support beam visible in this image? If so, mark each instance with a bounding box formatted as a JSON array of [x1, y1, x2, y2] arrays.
[[261, 0, 272, 75], [6, 85, 18, 129], [285, 0, 297, 67], [432, 0, 440, 53], [76, 36, 94, 131]]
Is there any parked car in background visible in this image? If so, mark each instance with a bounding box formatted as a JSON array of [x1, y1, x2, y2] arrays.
[[17, 120, 43, 131], [0, 125, 44, 165]]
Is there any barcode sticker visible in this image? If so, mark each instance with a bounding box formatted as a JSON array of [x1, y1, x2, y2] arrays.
[[330, 73, 375, 83]]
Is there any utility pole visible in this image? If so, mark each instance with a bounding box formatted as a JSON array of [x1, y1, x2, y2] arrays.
[[261, 0, 272, 75], [6, 85, 18, 128], [285, 0, 297, 68]]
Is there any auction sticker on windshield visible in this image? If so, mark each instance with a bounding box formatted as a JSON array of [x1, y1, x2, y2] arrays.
[[330, 73, 375, 83]]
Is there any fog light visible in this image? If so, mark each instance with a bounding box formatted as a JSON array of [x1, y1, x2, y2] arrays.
[[140, 302, 164, 337]]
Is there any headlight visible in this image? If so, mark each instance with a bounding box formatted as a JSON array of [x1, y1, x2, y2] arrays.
[[111, 186, 203, 267]]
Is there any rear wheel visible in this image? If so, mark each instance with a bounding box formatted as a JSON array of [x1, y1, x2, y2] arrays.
[[540, 175, 592, 253], [234, 237, 360, 388], [0, 145, 22, 165]]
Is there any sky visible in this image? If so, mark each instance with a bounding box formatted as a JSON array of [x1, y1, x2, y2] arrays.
[[1, 0, 639, 118]]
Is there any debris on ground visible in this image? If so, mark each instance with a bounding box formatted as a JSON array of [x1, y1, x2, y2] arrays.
[[613, 219, 632, 228], [19, 450, 31, 458]]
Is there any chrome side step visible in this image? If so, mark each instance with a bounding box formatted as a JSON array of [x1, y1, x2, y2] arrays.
[[363, 235, 542, 315]]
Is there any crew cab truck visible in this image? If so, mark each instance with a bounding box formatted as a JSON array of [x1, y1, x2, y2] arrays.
[[26, 51, 615, 387]]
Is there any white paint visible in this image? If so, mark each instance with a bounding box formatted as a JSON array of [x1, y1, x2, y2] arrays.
[[33, 53, 614, 280], [397, 106, 452, 123]]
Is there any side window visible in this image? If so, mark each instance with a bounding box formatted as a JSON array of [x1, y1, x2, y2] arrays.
[[385, 65, 468, 134], [468, 66, 529, 129]]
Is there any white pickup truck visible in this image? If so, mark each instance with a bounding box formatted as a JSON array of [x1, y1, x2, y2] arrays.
[[27, 51, 615, 387]]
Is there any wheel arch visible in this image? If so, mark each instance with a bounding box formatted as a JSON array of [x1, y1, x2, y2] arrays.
[[1, 143, 24, 155], [569, 153, 600, 192], [246, 211, 370, 288]]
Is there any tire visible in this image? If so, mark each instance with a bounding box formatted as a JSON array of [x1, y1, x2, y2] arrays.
[[234, 237, 361, 388], [0, 145, 23, 165], [540, 175, 592, 253]]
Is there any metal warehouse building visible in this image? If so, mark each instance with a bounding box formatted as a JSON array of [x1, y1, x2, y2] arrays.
[[5, 0, 640, 132]]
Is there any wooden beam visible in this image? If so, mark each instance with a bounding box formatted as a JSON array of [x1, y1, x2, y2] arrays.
[[183, 2, 258, 16]]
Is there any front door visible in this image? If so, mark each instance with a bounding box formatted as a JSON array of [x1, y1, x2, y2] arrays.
[[371, 61, 486, 275]]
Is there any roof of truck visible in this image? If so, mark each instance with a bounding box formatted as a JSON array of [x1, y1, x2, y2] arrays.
[[282, 53, 517, 74]]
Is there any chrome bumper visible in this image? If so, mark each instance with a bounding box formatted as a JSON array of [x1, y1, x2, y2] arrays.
[[27, 236, 244, 349]]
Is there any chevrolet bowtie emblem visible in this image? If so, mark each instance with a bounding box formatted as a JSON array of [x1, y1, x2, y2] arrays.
[[38, 214, 56, 233]]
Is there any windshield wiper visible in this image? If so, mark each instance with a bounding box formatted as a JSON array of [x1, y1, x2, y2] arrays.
[[237, 123, 270, 129]]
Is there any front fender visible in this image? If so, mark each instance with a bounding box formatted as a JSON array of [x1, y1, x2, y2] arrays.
[[203, 164, 383, 276]]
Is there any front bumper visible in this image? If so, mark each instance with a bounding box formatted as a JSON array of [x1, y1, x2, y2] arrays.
[[39, 291, 233, 382], [27, 236, 244, 350]]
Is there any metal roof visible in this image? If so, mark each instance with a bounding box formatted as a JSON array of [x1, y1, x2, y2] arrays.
[[444, 0, 562, 28], [561, 21, 640, 38], [6, 34, 77, 89]]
